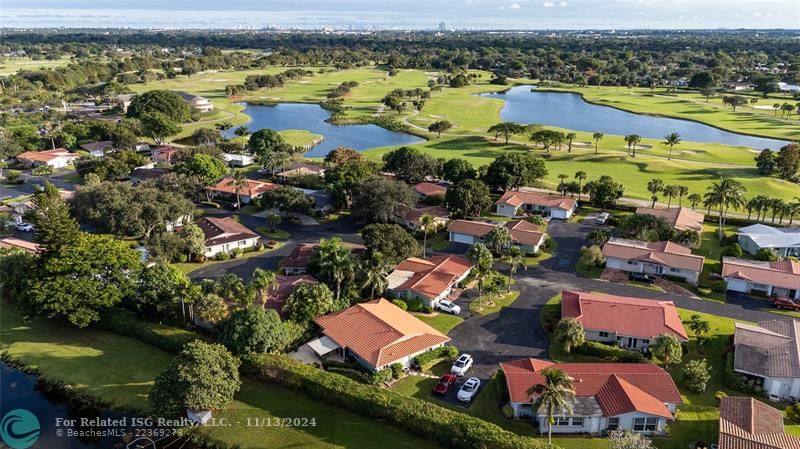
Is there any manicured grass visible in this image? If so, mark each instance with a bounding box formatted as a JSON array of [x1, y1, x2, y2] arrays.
[[279, 129, 323, 147], [469, 291, 520, 316], [413, 312, 464, 334], [0, 302, 171, 410], [575, 260, 604, 279], [0, 55, 74, 75], [255, 226, 290, 240], [694, 225, 741, 302], [174, 246, 281, 274], [0, 303, 444, 449], [546, 85, 799, 141], [60, 173, 83, 185], [626, 282, 666, 292], [425, 231, 451, 251]]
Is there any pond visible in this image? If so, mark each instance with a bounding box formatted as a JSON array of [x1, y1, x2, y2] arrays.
[[226, 103, 425, 157], [0, 363, 192, 449], [483, 85, 789, 150]]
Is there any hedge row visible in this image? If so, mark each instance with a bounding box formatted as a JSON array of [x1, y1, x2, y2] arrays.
[[242, 354, 556, 449], [414, 345, 459, 371], [573, 341, 644, 363], [95, 308, 206, 354]]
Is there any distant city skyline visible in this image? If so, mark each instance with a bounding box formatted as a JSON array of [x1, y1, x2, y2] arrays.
[[2, 0, 799, 29]]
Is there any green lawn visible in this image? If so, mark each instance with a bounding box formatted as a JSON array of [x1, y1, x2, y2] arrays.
[[425, 231, 452, 251], [413, 312, 464, 334], [0, 302, 444, 449], [0, 55, 74, 75], [255, 226, 290, 240], [575, 260, 604, 279], [546, 85, 799, 142], [279, 129, 323, 147], [469, 291, 520, 316]]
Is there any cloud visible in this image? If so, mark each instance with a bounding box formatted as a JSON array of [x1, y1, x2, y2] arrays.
[[509, 2, 522, 8], [543, 1, 555, 7], [559, 1, 567, 5]]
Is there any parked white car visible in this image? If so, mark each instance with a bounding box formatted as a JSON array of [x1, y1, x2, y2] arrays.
[[457, 377, 481, 402], [595, 212, 610, 225], [15, 222, 33, 232], [437, 300, 461, 315], [450, 354, 473, 376]]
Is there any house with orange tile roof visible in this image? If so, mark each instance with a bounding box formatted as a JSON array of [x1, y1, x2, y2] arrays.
[[206, 177, 279, 204], [150, 145, 179, 163], [448, 219, 546, 253], [722, 257, 800, 300], [313, 298, 451, 372], [635, 207, 705, 234], [602, 238, 705, 285], [494, 189, 577, 219], [197, 216, 260, 257], [0, 237, 41, 254], [264, 274, 318, 316], [16, 148, 79, 169], [733, 319, 800, 401], [500, 358, 681, 434], [386, 255, 472, 308], [281, 242, 366, 275], [561, 290, 688, 350], [413, 182, 448, 199], [718, 396, 800, 449], [397, 205, 449, 231]]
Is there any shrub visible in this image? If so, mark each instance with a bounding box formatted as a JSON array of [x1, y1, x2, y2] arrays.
[[391, 299, 408, 310], [573, 341, 643, 363], [229, 247, 242, 259], [723, 353, 765, 396], [501, 404, 515, 419], [214, 251, 230, 261], [370, 368, 394, 385], [406, 298, 424, 312], [241, 354, 552, 449], [721, 233, 739, 246], [414, 345, 458, 371], [755, 248, 779, 261], [422, 305, 433, 314], [722, 243, 743, 258], [786, 403, 800, 423], [390, 363, 404, 379], [710, 280, 728, 293], [96, 308, 206, 354], [682, 359, 711, 393], [714, 390, 727, 404], [697, 287, 712, 296]]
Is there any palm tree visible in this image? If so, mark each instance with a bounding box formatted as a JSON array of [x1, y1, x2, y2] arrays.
[[249, 268, 277, 305], [565, 132, 577, 153], [663, 184, 679, 208], [466, 243, 493, 312], [688, 314, 711, 339], [419, 213, 435, 259], [266, 212, 282, 231], [704, 178, 747, 242], [662, 132, 682, 161], [592, 132, 603, 154], [555, 318, 585, 354], [215, 121, 233, 139], [361, 252, 389, 299], [503, 246, 526, 292], [574, 171, 587, 201], [557, 173, 569, 197], [629, 134, 642, 157], [650, 334, 683, 369], [773, 103, 781, 117], [234, 126, 250, 153], [788, 199, 800, 225], [676, 185, 689, 207], [687, 193, 702, 210], [486, 226, 513, 254], [771, 199, 786, 223], [230, 169, 249, 208], [647, 179, 664, 208], [317, 238, 354, 302], [526, 368, 576, 447]]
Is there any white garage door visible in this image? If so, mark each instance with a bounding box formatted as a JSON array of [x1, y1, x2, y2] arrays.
[[725, 279, 748, 293], [450, 233, 475, 244]]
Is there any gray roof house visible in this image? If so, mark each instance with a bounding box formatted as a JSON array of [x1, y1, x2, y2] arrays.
[[737, 224, 800, 257], [733, 319, 800, 401]]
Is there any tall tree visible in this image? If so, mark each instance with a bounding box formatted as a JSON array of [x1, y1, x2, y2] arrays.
[[647, 179, 664, 208], [230, 169, 249, 208], [444, 179, 492, 218], [704, 178, 747, 241], [466, 243, 493, 311], [662, 132, 681, 161], [486, 226, 513, 253], [361, 251, 390, 299], [484, 153, 548, 191], [487, 122, 525, 144], [249, 268, 277, 305], [351, 177, 416, 224], [216, 306, 287, 355], [234, 126, 251, 153], [555, 318, 585, 354], [420, 213, 435, 259], [313, 237, 356, 303], [574, 171, 587, 201], [592, 132, 603, 154], [30, 181, 80, 252], [503, 245, 526, 292], [650, 334, 683, 368], [527, 368, 576, 446]]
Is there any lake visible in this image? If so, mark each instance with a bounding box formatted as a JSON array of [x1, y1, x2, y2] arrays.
[[483, 86, 789, 149], [227, 103, 425, 157], [0, 363, 191, 449]]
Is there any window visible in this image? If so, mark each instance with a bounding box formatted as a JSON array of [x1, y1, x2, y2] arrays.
[[520, 404, 532, 409], [669, 268, 680, 273], [633, 417, 658, 432], [571, 418, 584, 427], [607, 418, 619, 431], [641, 339, 650, 345], [627, 260, 638, 265], [599, 331, 609, 338], [553, 417, 583, 426], [554, 417, 571, 426]]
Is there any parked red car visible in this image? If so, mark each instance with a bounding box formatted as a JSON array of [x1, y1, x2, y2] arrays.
[[773, 297, 800, 311], [432, 374, 457, 395]]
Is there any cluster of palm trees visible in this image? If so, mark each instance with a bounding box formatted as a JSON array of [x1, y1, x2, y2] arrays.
[[646, 179, 692, 208], [772, 102, 800, 119], [745, 195, 800, 225]]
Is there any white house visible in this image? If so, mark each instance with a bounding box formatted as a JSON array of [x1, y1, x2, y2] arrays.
[[601, 238, 705, 285], [501, 358, 682, 435], [313, 298, 451, 372], [386, 255, 472, 309], [175, 91, 214, 113], [495, 189, 577, 219], [448, 219, 546, 254], [221, 153, 256, 167], [560, 290, 689, 350], [196, 216, 260, 257], [733, 320, 800, 401], [16, 148, 79, 169], [80, 140, 114, 158], [722, 257, 800, 300], [737, 224, 800, 257]]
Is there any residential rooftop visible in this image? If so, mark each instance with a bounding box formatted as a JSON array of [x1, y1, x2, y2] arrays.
[[722, 257, 800, 291], [635, 206, 705, 233], [602, 238, 705, 273], [718, 396, 800, 449]]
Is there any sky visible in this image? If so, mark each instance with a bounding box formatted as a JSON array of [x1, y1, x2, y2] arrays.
[[1, 0, 799, 29]]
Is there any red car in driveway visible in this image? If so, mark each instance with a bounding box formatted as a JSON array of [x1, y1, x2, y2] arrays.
[[773, 297, 800, 311], [432, 374, 457, 395]]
